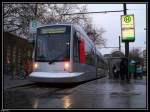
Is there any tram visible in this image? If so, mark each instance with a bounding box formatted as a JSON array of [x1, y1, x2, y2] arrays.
[[29, 24, 108, 83]]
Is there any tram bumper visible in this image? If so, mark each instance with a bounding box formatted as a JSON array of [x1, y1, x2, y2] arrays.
[[29, 72, 85, 83]]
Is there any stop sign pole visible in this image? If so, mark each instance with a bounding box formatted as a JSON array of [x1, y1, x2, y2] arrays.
[[123, 3, 129, 58], [123, 3, 129, 81]]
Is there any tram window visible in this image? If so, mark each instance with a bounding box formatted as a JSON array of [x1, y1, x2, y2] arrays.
[[84, 40, 92, 65], [73, 31, 79, 63], [73, 28, 96, 66]]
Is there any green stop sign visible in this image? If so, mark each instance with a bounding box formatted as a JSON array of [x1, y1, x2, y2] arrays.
[[32, 21, 37, 28]]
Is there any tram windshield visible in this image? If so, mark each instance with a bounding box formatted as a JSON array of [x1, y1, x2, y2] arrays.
[[35, 26, 71, 62]]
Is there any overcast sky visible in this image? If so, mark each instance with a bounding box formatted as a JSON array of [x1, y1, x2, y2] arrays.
[[86, 3, 146, 55]]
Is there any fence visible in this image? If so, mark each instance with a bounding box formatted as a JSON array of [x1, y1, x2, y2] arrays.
[[3, 32, 33, 79]]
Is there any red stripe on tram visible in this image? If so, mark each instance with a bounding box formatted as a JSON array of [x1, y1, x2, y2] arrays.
[[79, 38, 85, 64]]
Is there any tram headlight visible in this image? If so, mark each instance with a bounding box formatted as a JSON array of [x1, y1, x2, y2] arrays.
[[33, 63, 39, 69], [64, 62, 70, 71]]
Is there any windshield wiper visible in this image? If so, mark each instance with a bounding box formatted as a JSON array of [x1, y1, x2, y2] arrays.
[[48, 60, 61, 64], [38, 55, 47, 59]]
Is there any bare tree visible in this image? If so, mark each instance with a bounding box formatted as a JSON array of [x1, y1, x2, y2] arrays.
[[129, 48, 143, 63], [88, 27, 106, 47], [3, 3, 46, 38], [84, 18, 106, 47], [41, 4, 89, 25], [3, 3, 106, 47]]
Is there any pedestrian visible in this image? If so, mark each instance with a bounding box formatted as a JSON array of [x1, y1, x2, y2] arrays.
[[120, 58, 126, 80], [116, 65, 120, 79], [113, 65, 117, 79], [120, 58, 124, 80], [120, 58, 129, 81]]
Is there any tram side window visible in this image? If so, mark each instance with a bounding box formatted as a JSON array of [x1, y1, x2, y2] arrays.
[[84, 40, 92, 65], [73, 31, 80, 63]]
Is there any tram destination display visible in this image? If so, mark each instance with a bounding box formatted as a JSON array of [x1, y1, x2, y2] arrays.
[[39, 27, 67, 34]]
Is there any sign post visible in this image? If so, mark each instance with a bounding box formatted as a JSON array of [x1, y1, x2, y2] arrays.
[[121, 14, 135, 42], [29, 20, 41, 34], [29, 20, 41, 43]]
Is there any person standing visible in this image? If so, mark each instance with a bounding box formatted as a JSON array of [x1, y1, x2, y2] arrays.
[[113, 65, 117, 79], [120, 58, 129, 81], [120, 59, 124, 80], [116, 65, 120, 79], [120, 58, 126, 80]]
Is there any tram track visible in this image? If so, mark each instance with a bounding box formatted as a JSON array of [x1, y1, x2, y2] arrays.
[[4, 82, 79, 99], [4, 76, 107, 95]]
